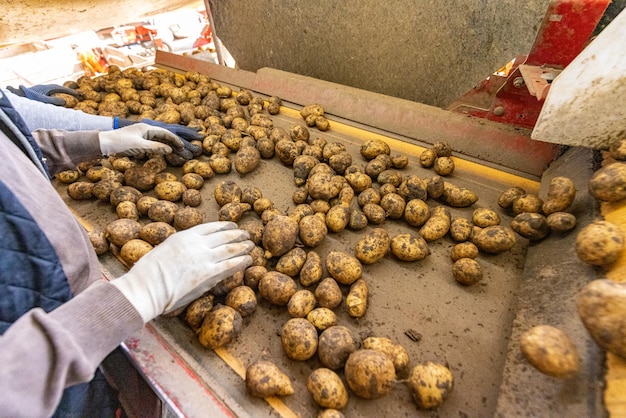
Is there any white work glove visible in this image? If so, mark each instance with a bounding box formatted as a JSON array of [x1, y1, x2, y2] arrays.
[[111, 222, 254, 323], [98, 123, 186, 156]]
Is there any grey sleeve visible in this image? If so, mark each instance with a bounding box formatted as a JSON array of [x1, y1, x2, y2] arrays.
[[2, 88, 114, 132], [0, 281, 143, 418], [32, 129, 103, 175]]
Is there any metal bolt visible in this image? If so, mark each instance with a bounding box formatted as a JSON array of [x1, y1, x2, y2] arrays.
[[493, 106, 505, 116], [513, 77, 525, 88]]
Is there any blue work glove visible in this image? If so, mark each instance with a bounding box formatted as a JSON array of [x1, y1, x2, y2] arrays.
[[7, 84, 83, 106], [116, 117, 203, 159]]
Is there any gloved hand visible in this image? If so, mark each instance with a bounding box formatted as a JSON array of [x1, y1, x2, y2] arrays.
[[111, 222, 254, 323], [7, 84, 83, 106], [99, 123, 185, 156], [115, 117, 203, 160]]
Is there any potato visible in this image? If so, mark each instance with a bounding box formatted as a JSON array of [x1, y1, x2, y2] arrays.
[[110, 186, 142, 207], [276, 247, 307, 277], [85, 166, 111, 182], [439, 182, 478, 207], [472, 207, 500, 227], [433, 141, 453, 157], [246, 361, 294, 398], [234, 145, 261, 175], [511, 194, 543, 214], [299, 214, 328, 247], [420, 148, 437, 168], [398, 175, 428, 201], [301, 103, 325, 119], [308, 172, 342, 201], [116, 201, 139, 221], [346, 279, 368, 318], [110, 156, 136, 172], [452, 258, 483, 285], [449, 217, 473, 242], [315, 277, 343, 309], [92, 179, 122, 203], [328, 151, 352, 174], [348, 209, 368, 231], [433, 156, 455, 176], [546, 212, 577, 232], [360, 139, 390, 160], [391, 154, 409, 169], [300, 251, 324, 287], [213, 180, 242, 207], [208, 155, 232, 174], [307, 307, 338, 331], [376, 169, 403, 188], [225, 285, 257, 317], [511, 212, 550, 240], [67, 181, 94, 200], [262, 215, 299, 258], [363, 336, 410, 374], [124, 166, 156, 191], [542, 176, 576, 214], [355, 228, 390, 264], [289, 203, 315, 223], [588, 162, 626, 202], [139, 221, 176, 246], [575, 220, 624, 266], [472, 225, 516, 254], [390, 233, 430, 262], [317, 326, 359, 370], [426, 175, 445, 199], [407, 362, 454, 409], [259, 271, 298, 306], [154, 172, 178, 185], [345, 172, 373, 193], [325, 251, 363, 285], [249, 245, 267, 267], [307, 368, 349, 410], [183, 293, 214, 330], [136, 196, 158, 216], [105, 218, 141, 247], [210, 271, 245, 298], [148, 200, 179, 224], [520, 325, 580, 378], [357, 187, 381, 207], [198, 304, 243, 349], [275, 139, 299, 166], [577, 279, 626, 359], [180, 173, 204, 190], [325, 203, 351, 232], [318, 409, 345, 418], [281, 318, 319, 361], [193, 160, 216, 179], [403, 198, 430, 227], [182, 189, 202, 207], [498, 186, 526, 210], [88, 230, 109, 255], [288, 289, 317, 318], [310, 199, 331, 214], [293, 155, 320, 186], [419, 206, 451, 242], [218, 202, 251, 223], [344, 349, 396, 399], [56, 169, 80, 184], [380, 193, 406, 219], [114, 231, 150, 262], [450, 242, 479, 261]]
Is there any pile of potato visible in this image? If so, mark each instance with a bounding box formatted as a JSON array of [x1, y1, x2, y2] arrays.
[[54, 65, 626, 413]]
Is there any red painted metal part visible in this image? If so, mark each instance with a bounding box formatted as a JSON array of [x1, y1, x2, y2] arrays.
[[448, 0, 610, 130]]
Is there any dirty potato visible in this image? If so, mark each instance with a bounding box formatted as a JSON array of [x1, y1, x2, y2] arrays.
[[355, 228, 390, 264], [390, 233, 430, 262], [67, 181, 94, 200], [110, 186, 142, 207], [520, 325, 580, 378], [105, 218, 142, 247], [276, 247, 308, 277], [120, 238, 153, 266], [246, 360, 295, 398], [225, 285, 257, 317], [344, 349, 396, 399], [542, 176, 576, 214], [577, 279, 626, 360], [450, 242, 479, 261], [498, 186, 526, 210], [511, 212, 550, 241], [124, 166, 156, 191], [281, 318, 319, 361], [588, 162, 626, 202], [407, 362, 454, 409], [147, 200, 179, 224], [363, 336, 410, 374], [433, 156, 455, 176], [346, 279, 368, 318], [262, 215, 299, 258], [360, 139, 391, 160], [452, 258, 483, 285], [218, 202, 251, 223], [139, 221, 177, 245], [307, 307, 339, 331], [380, 193, 406, 219], [287, 289, 317, 318], [546, 212, 577, 233], [307, 368, 349, 410], [315, 277, 343, 309], [234, 145, 261, 175], [136, 196, 158, 216], [116, 201, 139, 221], [88, 230, 109, 255], [183, 293, 214, 331], [420, 148, 437, 168], [259, 271, 298, 306], [403, 198, 430, 227], [300, 251, 324, 287], [511, 194, 544, 215], [472, 225, 516, 254], [317, 326, 359, 370], [326, 203, 351, 233], [299, 214, 328, 247], [419, 206, 451, 242], [439, 182, 478, 207], [198, 304, 243, 349], [575, 220, 624, 266], [449, 217, 473, 242], [56, 169, 80, 184], [325, 251, 363, 285], [472, 207, 500, 227]]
